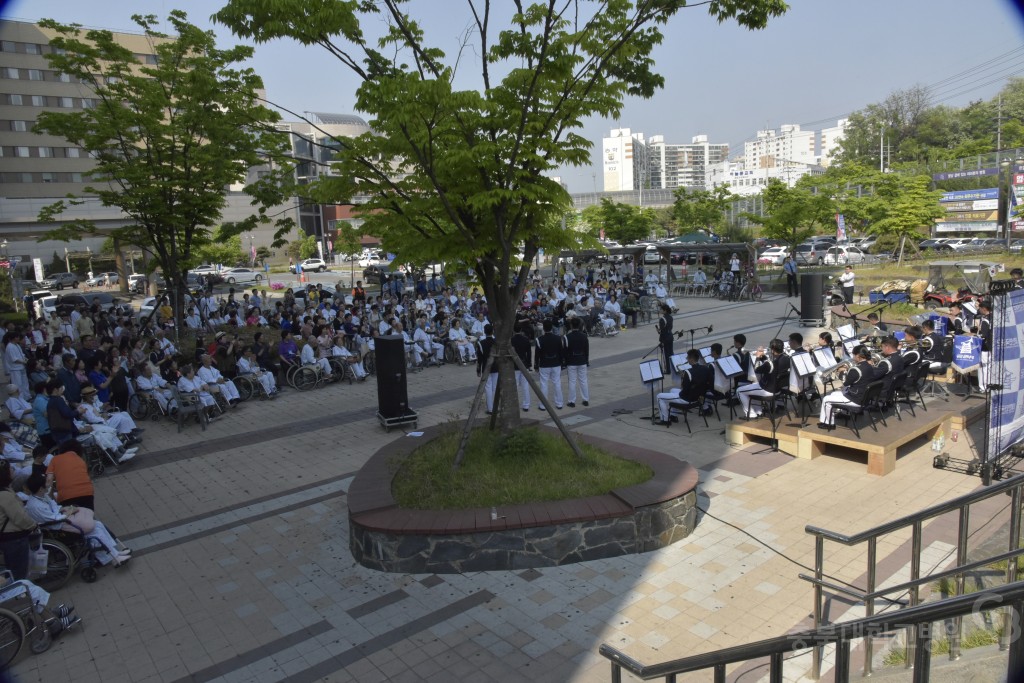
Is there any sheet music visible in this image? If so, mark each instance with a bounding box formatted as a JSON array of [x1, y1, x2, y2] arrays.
[[813, 348, 837, 369], [670, 353, 689, 372], [962, 300, 978, 316], [699, 347, 713, 364], [713, 363, 730, 394], [836, 324, 856, 341], [640, 359, 664, 383], [792, 352, 818, 377], [717, 356, 743, 377], [676, 362, 692, 375]]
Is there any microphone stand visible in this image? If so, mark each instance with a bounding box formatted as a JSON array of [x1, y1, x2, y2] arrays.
[[677, 325, 713, 352]]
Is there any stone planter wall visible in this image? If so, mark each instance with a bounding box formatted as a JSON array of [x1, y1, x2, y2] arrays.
[[347, 423, 699, 573]]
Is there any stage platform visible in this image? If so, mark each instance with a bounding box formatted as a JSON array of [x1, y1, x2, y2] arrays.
[[726, 397, 984, 476]]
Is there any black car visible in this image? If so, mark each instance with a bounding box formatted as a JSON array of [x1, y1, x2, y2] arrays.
[[57, 292, 130, 315], [363, 265, 398, 285]]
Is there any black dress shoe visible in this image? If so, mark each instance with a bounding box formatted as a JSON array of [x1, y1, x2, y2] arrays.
[[817, 422, 830, 430], [567, 402, 576, 408], [582, 401, 589, 406]]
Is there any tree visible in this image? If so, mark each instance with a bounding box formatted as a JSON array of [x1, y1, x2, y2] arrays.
[[743, 179, 833, 247], [580, 199, 654, 244], [865, 175, 945, 265], [673, 185, 734, 234], [194, 232, 244, 267], [334, 220, 362, 258], [215, 0, 786, 443], [298, 235, 319, 260], [33, 12, 295, 326]]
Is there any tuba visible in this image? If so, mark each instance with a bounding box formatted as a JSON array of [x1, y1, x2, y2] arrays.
[[814, 360, 854, 396]]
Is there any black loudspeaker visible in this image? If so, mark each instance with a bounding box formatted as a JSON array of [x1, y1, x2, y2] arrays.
[[800, 273, 825, 322], [375, 335, 409, 418]]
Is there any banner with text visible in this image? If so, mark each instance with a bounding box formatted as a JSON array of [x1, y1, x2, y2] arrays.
[[988, 289, 1024, 464]]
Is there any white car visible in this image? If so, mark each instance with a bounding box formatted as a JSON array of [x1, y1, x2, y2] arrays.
[[823, 246, 867, 265], [86, 272, 119, 287], [358, 253, 381, 267], [289, 258, 327, 273], [35, 295, 58, 321], [190, 264, 221, 275], [220, 267, 264, 285], [758, 246, 789, 265]]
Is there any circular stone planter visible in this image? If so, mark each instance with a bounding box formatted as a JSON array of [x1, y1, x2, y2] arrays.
[[348, 422, 699, 573]]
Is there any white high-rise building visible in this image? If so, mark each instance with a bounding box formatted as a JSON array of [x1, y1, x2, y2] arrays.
[[819, 118, 850, 166], [706, 158, 824, 197], [602, 128, 648, 192], [743, 124, 816, 169], [678, 135, 729, 189]]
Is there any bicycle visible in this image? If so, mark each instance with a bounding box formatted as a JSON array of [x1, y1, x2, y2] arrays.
[[736, 276, 764, 302]]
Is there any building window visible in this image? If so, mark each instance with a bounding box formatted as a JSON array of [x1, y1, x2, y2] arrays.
[[56, 72, 71, 83], [3, 67, 18, 79], [24, 43, 40, 55], [10, 120, 28, 132], [38, 147, 53, 158], [30, 95, 44, 106], [59, 97, 74, 108], [66, 147, 80, 158], [41, 172, 55, 183], [20, 173, 33, 183], [15, 146, 29, 157], [81, 98, 95, 109], [27, 69, 43, 81], [70, 173, 83, 183], [0, 41, 15, 53], [6, 94, 21, 106]]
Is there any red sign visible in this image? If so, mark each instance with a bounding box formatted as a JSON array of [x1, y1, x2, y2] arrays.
[[1015, 173, 1024, 185]]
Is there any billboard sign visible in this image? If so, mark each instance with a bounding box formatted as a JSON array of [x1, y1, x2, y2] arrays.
[[940, 189, 1000, 202]]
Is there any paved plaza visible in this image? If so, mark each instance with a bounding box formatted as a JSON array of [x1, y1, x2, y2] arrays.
[[9, 294, 995, 683]]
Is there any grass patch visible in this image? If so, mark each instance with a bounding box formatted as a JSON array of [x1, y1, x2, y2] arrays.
[[883, 626, 1002, 667], [847, 302, 922, 319], [391, 427, 653, 510]]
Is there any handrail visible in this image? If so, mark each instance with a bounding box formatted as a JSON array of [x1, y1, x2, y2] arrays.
[[599, 580, 1024, 681], [805, 472, 1024, 544], [806, 475, 1024, 544]]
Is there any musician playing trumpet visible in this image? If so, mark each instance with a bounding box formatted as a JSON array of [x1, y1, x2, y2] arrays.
[[900, 326, 926, 372], [818, 344, 876, 430], [875, 337, 904, 395], [737, 339, 791, 419]]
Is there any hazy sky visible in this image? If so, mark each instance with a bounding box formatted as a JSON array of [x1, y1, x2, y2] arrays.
[[5, 0, 1024, 193]]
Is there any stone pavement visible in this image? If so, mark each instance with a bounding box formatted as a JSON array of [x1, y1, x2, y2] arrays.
[[8, 295, 996, 683]]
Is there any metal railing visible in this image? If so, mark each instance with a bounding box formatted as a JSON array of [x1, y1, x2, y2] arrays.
[[599, 472, 1024, 682], [803, 472, 1024, 678], [599, 581, 1024, 682]]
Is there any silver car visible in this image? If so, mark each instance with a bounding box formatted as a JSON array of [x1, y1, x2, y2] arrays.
[[823, 246, 866, 265]]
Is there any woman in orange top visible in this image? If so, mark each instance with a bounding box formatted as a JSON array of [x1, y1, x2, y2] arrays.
[[45, 439, 95, 511]]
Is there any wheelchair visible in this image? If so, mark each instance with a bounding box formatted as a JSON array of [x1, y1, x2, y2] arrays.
[[282, 359, 328, 391], [39, 522, 104, 586], [233, 372, 277, 400], [0, 571, 55, 667], [327, 357, 355, 384], [127, 388, 169, 422]]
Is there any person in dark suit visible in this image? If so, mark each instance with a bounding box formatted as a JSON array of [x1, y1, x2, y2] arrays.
[[534, 319, 565, 410], [564, 318, 589, 407], [657, 303, 673, 375], [510, 323, 534, 411], [475, 324, 500, 414]]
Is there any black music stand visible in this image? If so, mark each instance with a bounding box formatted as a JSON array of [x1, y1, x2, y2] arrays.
[[640, 359, 664, 425], [790, 352, 820, 425], [715, 356, 744, 420]]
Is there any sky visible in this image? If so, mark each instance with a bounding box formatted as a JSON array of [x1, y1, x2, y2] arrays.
[[4, 0, 1024, 193]]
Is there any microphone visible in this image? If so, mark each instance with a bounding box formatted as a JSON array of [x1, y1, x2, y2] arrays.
[[707, 325, 713, 335], [790, 303, 801, 317]]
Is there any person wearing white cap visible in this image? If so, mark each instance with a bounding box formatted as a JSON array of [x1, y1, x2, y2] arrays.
[[4, 385, 34, 426], [79, 387, 141, 440]]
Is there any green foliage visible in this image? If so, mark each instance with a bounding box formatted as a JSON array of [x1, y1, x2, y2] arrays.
[[581, 199, 655, 244], [214, 0, 786, 429], [838, 78, 1024, 168], [193, 232, 244, 267], [743, 179, 830, 246], [298, 235, 319, 260], [32, 12, 296, 323], [333, 220, 362, 257], [254, 246, 272, 265], [673, 185, 734, 233], [391, 427, 652, 509]]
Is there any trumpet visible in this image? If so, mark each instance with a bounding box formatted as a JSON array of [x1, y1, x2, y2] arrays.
[[900, 337, 933, 352]]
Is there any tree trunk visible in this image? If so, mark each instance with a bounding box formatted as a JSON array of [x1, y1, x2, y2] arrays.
[[112, 235, 129, 295]]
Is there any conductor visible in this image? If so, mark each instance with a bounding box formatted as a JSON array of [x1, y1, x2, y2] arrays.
[[657, 303, 674, 375]]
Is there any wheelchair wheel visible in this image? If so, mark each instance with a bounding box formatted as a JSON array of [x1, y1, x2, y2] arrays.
[[34, 539, 74, 592], [80, 566, 98, 583], [233, 376, 254, 402], [293, 367, 319, 391], [328, 358, 348, 383], [363, 351, 376, 376], [0, 607, 24, 668], [127, 394, 150, 420], [90, 460, 105, 477]]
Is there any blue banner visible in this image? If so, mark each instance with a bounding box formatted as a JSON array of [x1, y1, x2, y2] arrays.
[[941, 188, 999, 202], [836, 213, 846, 242], [928, 314, 949, 336], [988, 289, 1024, 463], [952, 335, 981, 373], [933, 168, 1000, 182]]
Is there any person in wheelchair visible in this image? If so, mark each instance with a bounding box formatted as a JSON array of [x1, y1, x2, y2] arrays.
[[135, 364, 177, 414], [198, 354, 241, 407], [19, 473, 131, 567], [177, 365, 219, 420], [330, 335, 368, 380], [0, 572, 81, 634], [300, 334, 333, 380], [79, 387, 142, 443], [237, 347, 279, 396]]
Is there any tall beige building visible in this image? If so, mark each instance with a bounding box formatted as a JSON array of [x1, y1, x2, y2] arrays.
[[0, 20, 162, 200]]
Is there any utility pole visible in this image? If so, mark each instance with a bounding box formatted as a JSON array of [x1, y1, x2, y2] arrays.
[[996, 95, 1004, 151]]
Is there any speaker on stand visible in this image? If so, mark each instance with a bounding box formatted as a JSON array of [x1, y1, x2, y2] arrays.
[[374, 335, 418, 432], [799, 273, 825, 327]]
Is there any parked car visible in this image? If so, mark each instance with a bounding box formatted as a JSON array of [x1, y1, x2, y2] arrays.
[[643, 246, 662, 264], [758, 246, 789, 265], [1010, 239, 1024, 253], [128, 274, 148, 293], [56, 292, 130, 315], [289, 258, 327, 274], [152, 272, 206, 296], [85, 272, 119, 287], [944, 237, 975, 251], [41, 272, 80, 290], [362, 264, 396, 285], [792, 242, 831, 266], [823, 246, 867, 265], [220, 267, 264, 285], [36, 295, 58, 321], [358, 252, 382, 267]]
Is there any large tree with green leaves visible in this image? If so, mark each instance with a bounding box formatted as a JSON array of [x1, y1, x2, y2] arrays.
[[743, 179, 834, 247], [863, 174, 945, 264], [216, 0, 786, 439], [672, 185, 735, 234], [33, 12, 295, 324], [580, 199, 655, 244]]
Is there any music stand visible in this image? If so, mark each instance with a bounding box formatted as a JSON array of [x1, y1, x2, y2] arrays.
[[791, 352, 819, 424], [699, 346, 715, 365], [640, 359, 665, 424], [670, 353, 690, 374], [716, 356, 744, 420], [814, 348, 839, 395]]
